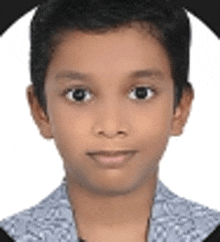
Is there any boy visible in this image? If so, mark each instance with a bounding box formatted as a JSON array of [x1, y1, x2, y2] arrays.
[[0, 0, 220, 241]]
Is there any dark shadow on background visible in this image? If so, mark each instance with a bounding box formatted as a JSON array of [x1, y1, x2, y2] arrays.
[[0, 0, 219, 37]]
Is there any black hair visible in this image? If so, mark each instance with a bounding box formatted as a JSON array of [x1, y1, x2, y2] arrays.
[[30, 0, 192, 115]]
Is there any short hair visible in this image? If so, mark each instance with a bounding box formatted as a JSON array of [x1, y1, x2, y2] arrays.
[[30, 0, 192, 115]]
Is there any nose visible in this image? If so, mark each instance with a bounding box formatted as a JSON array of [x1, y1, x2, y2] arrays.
[[97, 129, 127, 139], [92, 102, 130, 139]]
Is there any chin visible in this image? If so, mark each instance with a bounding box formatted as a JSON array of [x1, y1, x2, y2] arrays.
[[87, 178, 140, 197]]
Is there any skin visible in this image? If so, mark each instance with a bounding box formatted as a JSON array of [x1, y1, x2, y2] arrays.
[[26, 23, 194, 242]]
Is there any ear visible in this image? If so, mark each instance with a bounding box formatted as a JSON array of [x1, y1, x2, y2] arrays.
[[171, 85, 194, 136], [26, 85, 53, 139]]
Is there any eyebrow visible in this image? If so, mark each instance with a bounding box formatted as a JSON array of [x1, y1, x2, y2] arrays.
[[55, 69, 165, 82]]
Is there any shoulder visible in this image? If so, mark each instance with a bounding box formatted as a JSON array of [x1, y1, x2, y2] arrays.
[[0, 179, 78, 242], [149, 180, 220, 241]]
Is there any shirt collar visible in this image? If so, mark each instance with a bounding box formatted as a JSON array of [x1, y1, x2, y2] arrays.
[[58, 177, 165, 239], [40, 177, 220, 242]]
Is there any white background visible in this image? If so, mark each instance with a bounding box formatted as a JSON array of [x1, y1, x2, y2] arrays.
[[0, 8, 219, 220]]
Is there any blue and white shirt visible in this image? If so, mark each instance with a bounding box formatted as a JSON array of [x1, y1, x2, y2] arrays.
[[0, 177, 220, 242]]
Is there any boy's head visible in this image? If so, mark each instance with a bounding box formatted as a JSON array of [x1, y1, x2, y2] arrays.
[[30, 0, 192, 116], [27, 0, 194, 196]]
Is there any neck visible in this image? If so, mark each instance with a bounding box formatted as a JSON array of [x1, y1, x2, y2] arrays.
[[66, 172, 158, 241]]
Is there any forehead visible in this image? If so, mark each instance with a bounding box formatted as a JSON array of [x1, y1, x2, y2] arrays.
[[47, 24, 171, 82], [53, 23, 165, 56]]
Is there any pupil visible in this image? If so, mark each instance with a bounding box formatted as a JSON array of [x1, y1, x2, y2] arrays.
[[73, 89, 85, 101], [136, 87, 147, 99]]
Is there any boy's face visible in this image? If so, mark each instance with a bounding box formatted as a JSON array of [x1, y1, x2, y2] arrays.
[[27, 24, 193, 196]]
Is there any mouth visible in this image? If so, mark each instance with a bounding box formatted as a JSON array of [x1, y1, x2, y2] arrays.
[[87, 150, 137, 168]]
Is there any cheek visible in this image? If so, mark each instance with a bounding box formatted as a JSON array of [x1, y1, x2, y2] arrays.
[[48, 96, 90, 136], [133, 97, 173, 153], [53, 117, 90, 149], [47, 101, 91, 161]]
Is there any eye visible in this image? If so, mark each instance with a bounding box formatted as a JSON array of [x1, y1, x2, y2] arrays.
[[65, 88, 92, 103], [128, 86, 155, 101], [64, 85, 155, 103]]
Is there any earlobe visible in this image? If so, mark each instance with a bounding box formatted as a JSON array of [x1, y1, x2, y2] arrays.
[[171, 86, 194, 136], [26, 85, 53, 139]]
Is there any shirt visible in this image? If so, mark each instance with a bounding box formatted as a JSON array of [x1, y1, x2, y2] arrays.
[[0, 177, 220, 242]]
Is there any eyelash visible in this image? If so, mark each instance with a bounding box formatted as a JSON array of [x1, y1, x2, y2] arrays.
[[63, 85, 156, 104]]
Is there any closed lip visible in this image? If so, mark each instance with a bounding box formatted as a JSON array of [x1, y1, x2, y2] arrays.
[[87, 150, 137, 157], [87, 150, 137, 168]]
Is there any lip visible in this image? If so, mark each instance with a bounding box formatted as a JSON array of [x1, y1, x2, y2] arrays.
[[87, 150, 137, 168]]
